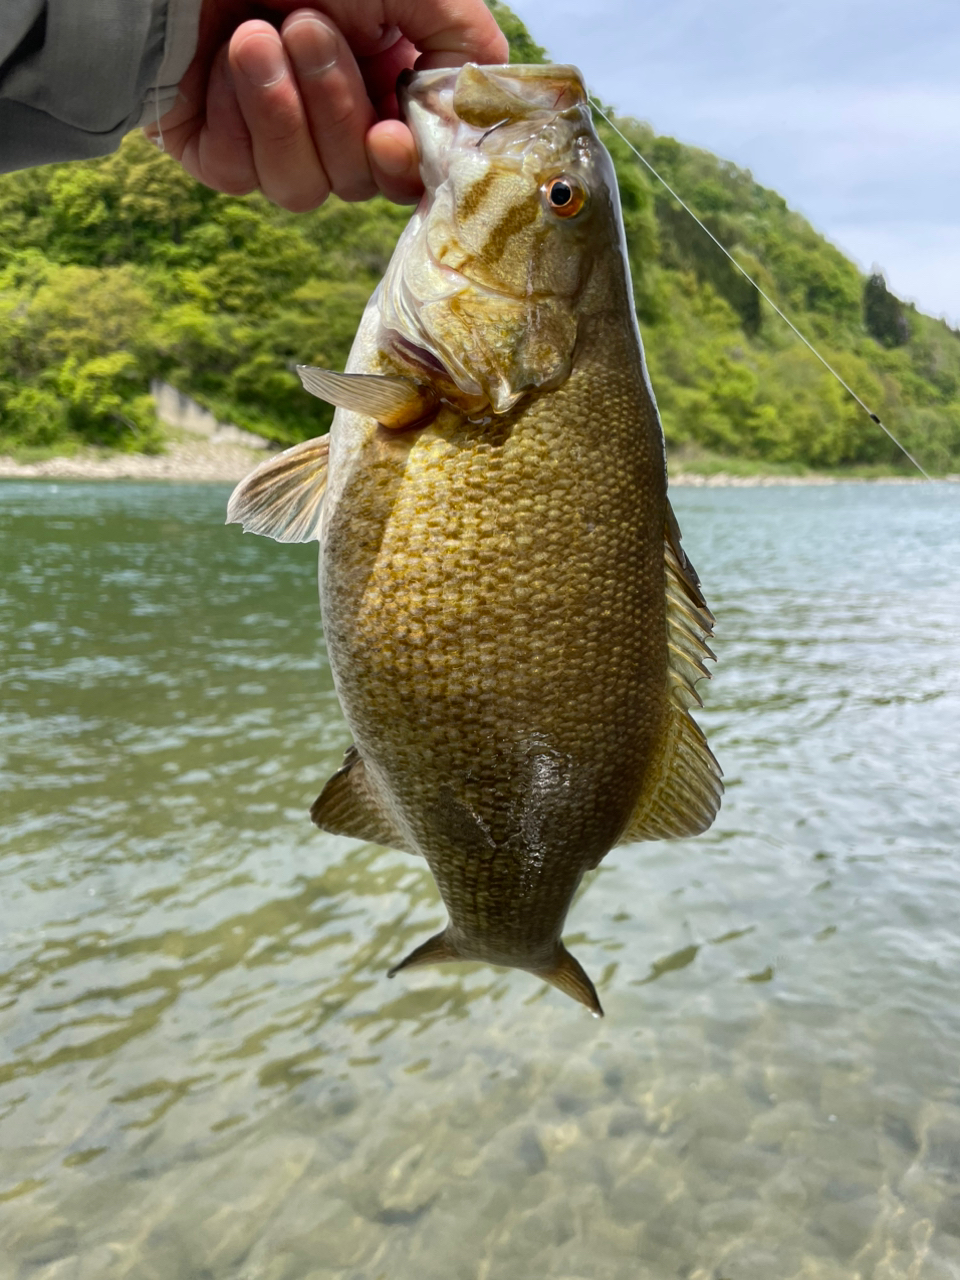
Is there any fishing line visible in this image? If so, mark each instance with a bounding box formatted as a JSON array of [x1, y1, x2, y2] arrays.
[[151, 83, 165, 151], [589, 99, 933, 481]]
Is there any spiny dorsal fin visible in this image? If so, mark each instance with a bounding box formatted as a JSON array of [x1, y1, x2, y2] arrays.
[[297, 366, 437, 429], [620, 503, 723, 843], [387, 929, 458, 977], [535, 945, 604, 1017], [665, 497, 710, 612], [311, 745, 415, 854], [226, 436, 329, 543]]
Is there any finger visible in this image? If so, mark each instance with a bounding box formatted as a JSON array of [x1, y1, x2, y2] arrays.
[[281, 11, 377, 202], [403, 0, 509, 68], [367, 119, 422, 205], [358, 35, 419, 119], [229, 21, 331, 212], [307, 1, 508, 68], [190, 44, 258, 196]]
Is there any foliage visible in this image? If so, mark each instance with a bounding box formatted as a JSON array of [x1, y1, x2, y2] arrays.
[[0, 3, 957, 472], [864, 272, 909, 349], [486, 0, 548, 63]]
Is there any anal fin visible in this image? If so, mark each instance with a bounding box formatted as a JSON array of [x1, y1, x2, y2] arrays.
[[311, 745, 415, 854], [226, 436, 329, 543]]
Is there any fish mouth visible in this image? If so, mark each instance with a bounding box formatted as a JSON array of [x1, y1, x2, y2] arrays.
[[398, 63, 587, 124]]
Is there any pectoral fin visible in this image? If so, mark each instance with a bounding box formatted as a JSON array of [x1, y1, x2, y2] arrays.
[[311, 745, 415, 854], [297, 366, 437, 429], [619, 502, 723, 843], [226, 436, 329, 543]]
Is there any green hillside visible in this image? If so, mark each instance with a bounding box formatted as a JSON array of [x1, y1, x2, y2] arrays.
[[0, 2, 957, 473]]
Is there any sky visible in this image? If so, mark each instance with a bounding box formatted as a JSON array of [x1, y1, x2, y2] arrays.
[[506, 0, 959, 327]]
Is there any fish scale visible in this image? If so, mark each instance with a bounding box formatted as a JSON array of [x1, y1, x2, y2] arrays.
[[227, 63, 722, 1014]]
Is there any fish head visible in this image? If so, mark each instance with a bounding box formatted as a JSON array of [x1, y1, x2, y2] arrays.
[[381, 63, 628, 413]]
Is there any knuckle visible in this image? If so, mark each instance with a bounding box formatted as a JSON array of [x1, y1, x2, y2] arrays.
[[277, 183, 330, 213], [334, 176, 378, 203], [263, 106, 305, 149], [216, 176, 259, 197], [324, 97, 359, 132]]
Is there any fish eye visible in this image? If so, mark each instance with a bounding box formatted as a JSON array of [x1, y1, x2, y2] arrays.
[[542, 175, 587, 218]]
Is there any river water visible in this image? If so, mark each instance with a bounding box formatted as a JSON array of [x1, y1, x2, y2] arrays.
[[1, 479, 958, 1280]]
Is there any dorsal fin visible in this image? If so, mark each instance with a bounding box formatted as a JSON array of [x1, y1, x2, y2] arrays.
[[535, 945, 604, 1017], [620, 501, 723, 843], [311, 746, 415, 853], [297, 366, 437, 430], [226, 436, 328, 543], [665, 497, 710, 611]]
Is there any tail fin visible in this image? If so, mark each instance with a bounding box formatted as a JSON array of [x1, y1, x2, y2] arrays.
[[387, 931, 604, 1017], [387, 929, 459, 977], [536, 945, 604, 1017]]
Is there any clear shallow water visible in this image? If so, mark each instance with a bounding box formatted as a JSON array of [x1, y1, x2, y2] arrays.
[[0, 479, 959, 1280]]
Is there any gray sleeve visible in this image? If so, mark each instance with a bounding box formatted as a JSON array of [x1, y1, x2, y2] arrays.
[[0, 0, 202, 173]]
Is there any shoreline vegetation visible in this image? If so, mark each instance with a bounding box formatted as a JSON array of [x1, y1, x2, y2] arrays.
[[1, 3, 958, 477], [0, 379, 951, 486]]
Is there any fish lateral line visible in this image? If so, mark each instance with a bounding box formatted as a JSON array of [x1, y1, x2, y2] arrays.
[[588, 98, 932, 481]]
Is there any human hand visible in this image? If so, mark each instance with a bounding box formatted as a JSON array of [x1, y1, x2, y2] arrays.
[[147, 1, 508, 210]]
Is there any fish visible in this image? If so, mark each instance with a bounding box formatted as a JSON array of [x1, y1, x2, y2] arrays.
[[226, 62, 722, 1016]]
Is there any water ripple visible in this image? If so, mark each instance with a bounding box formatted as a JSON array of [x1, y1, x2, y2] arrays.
[[1, 480, 959, 1277]]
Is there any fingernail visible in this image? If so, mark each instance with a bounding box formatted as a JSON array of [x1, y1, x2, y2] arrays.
[[285, 16, 337, 79], [235, 34, 287, 89]]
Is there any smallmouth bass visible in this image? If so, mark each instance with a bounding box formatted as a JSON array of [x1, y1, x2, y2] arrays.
[[227, 63, 721, 1015]]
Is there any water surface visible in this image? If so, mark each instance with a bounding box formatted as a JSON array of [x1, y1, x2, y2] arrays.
[[1, 480, 959, 1279]]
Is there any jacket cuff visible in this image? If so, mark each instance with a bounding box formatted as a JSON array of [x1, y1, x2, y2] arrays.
[[135, 0, 203, 128]]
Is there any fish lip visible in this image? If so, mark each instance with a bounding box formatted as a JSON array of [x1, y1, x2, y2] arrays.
[[397, 66, 460, 123], [398, 67, 463, 191], [399, 63, 588, 119]]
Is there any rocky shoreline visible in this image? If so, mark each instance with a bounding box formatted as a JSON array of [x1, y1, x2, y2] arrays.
[[0, 438, 267, 484], [0, 440, 952, 487]]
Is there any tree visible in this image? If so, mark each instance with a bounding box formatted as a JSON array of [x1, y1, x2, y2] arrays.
[[864, 272, 909, 348]]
